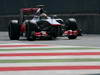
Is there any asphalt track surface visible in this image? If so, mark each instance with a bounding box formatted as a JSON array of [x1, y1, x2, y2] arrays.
[[0, 32, 100, 47], [0, 32, 100, 75]]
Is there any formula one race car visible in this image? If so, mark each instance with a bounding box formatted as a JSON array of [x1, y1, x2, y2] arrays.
[[8, 5, 80, 40]]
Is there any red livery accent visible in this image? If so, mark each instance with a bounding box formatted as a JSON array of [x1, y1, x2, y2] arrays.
[[67, 30, 78, 35], [34, 32, 48, 37], [20, 24, 26, 32], [67, 30, 73, 35], [21, 8, 39, 13], [34, 32, 41, 37]]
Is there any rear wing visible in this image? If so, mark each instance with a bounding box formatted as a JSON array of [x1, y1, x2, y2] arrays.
[[20, 8, 39, 23], [20, 8, 39, 14]]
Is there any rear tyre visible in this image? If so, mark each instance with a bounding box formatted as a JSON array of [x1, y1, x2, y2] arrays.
[[8, 22, 20, 40]]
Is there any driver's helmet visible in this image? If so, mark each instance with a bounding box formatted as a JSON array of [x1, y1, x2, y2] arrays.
[[40, 13, 48, 19], [52, 15, 58, 19], [67, 18, 77, 23]]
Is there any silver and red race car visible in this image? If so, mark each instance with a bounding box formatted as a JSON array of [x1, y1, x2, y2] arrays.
[[8, 6, 81, 40]]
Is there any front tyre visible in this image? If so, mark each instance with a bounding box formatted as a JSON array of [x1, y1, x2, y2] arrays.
[[8, 22, 20, 40], [68, 35, 77, 39]]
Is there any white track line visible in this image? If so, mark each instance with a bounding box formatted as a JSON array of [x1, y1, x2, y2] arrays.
[[0, 46, 99, 49], [0, 55, 100, 60], [1, 70, 99, 75], [0, 62, 100, 67], [0, 50, 100, 54]]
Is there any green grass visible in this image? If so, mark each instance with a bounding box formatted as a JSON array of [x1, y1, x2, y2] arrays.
[[0, 58, 100, 63], [0, 47, 100, 51]]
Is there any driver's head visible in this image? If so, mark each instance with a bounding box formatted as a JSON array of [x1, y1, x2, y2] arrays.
[[40, 13, 47, 19]]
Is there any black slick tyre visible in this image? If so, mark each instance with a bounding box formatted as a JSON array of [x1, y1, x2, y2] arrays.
[[68, 35, 77, 39], [8, 22, 20, 40]]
